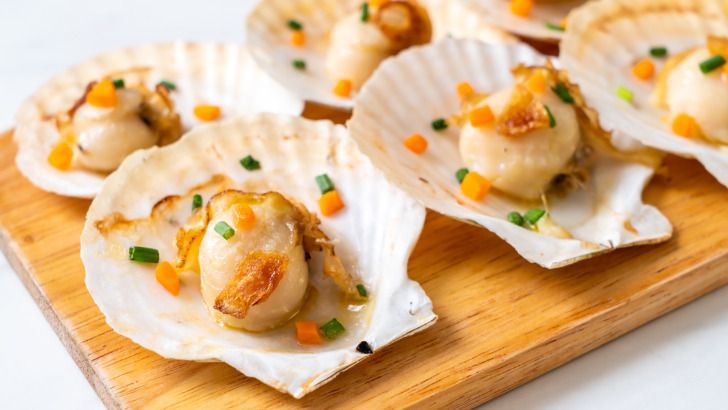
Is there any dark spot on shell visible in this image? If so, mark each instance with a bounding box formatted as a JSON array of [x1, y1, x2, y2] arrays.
[[356, 341, 373, 354], [419, 177, 429, 184]]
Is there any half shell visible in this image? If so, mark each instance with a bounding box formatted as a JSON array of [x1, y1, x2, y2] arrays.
[[14, 41, 304, 198], [561, 0, 728, 187], [80, 114, 435, 398], [246, 0, 517, 108], [349, 39, 672, 268]]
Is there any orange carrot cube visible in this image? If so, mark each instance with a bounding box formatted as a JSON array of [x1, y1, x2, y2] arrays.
[[86, 79, 118, 108], [319, 190, 345, 216], [291, 30, 305, 47], [457, 81, 474, 100], [633, 59, 655, 80], [333, 79, 352, 98], [404, 133, 428, 154], [296, 321, 322, 344], [468, 105, 495, 127], [155, 261, 180, 296], [527, 71, 546, 94], [232, 203, 256, 229], [47, 142, 73, 171], [460, 171, 491, 201], [510, 0, 534, 17], [193, 105, 221, 122], [672, 113, 696, 138]]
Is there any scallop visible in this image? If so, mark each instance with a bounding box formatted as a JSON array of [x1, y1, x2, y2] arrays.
[[14, 41, 304, 198], [349, 39, 672, 268], [81, 114, 435, 398]]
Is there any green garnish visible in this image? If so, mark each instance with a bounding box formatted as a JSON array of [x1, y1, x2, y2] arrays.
[[507, 212, 525, 227], [315, 174, 335, 194], [524, 208, 546, 225], [544, 22, 565, 32], [192, 194, 202, 210], [431, 118, 448, 131], [288, 19, 303, 30], [112, 78, 125, 89], [616, 85, 633, 102], [551, 83, 574, 104], [292, 59, 306, 70], [544, 105, 556, 128], [159, 80, 176, 91], [240, 155, 261, 171], [320, 318, 345, 340], [214, 221, 235, 240], [649, 46, 668, 57], [699, 54, 726, 74], [128, 246, 159, 263], [456, 168, 469, 184], [356, 284, 368, 298], [361, 2, 369, 22]]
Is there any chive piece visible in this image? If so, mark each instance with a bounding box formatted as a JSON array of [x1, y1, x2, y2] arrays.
[[507, 212, 525, 227], [240, 155, 261, 171], [356, 341, 373, 354], [315, 174, 335, 194], [356, 284, 368, 298], [214, 221, 235, 240], [699, 54, 726, 74], [192, 194, 202, 211], [649, 46, 667, 57], [288, 19, 302, 30], [159, 80, 176, 91], [544, 105, 556, 128], [524, 208, 546, 225], [128, 246, 159, 263], [320, 318, 345, 340], [616, 85, 633, 102], [112, 78, 125, 89], [544, 22, 565, 32], [361, 2, 370, 21], [292, 59, 306, 70], [551, 83, 574, 104], [432, 118, 448, 131], [456, 168, 469, 184]]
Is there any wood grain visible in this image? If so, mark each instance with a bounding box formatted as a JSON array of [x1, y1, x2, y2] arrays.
[[2, 103, 728, 408]]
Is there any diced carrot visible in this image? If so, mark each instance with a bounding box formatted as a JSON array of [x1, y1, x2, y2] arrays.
[[560, 17, 568, 29], [291, 30, 305, 47], [468, 105, 495, 127], [672, 113, 696, 138], [86, 79, 118, 108], [510, 0, 534, 17], [319, 190, 345, 216], [155, 261, 179, 296], [460, 171, 491, 201], [333, 79, 352, 98], [632, 59, 655, 80], [457, 81, 474, 100], [232, 203, 256, 229], [527, 71, 546, 94], [48, 142, 73, 171], [296, 321, 322, 344], [404, 133, 427, 154], [193, 105, 221, 121]]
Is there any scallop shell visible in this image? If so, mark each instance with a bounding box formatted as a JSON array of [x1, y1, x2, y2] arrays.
[[80, 113, 435, 398], [561, 0, 728, 187], [246, 0, 517, 108], [14, 41, 304, 198], [349, 39, 672, 268]]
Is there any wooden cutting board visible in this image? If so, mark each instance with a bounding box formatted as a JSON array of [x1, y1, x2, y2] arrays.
[[2, 103, 728, 409]]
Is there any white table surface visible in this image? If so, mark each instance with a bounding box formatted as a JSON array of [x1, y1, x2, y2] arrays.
[[1, 1, 727, 409]]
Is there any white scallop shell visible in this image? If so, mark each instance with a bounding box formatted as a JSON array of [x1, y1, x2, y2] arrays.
[[246, 0, 517, 108], [561, 0, 728, 187], [14, 41, 304, 198], [80, 114, 435, 398], [349, 39, 672, 268]]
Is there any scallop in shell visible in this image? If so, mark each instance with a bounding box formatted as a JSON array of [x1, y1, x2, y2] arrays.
[[561, 0, 728, 187], [349, 39, 672, 268], [246, 0, 517, 108], [80, 114, 435, 398], [14, 41, 304, 198]]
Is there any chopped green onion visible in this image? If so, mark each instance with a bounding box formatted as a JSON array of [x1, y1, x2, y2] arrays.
[[315, 174, 335, 194], [240, 155, 261, 171], [551, 83, 574, 104], [192, 194, 202, 211], [112, 78, 125, 89], [649, 46, 667, 57], [699, 54, 726, 74], [507, 212, 525, 227], [361, 2, 369, 22], [544, 22, 565, 32], [544, 105, 556, 128], [524, 208, 546, 225], [288, 19, 302, 30], [292, 59, 306, 70], [456, 168, 469, 184], [128, 246, 159, 263], [356, 284, 368, 298], [159, 80, 176, 91], [214, 221, 235, 240], [320, 318, 345, 340], [431, 118, 448, 131], [616, 85, 633, 102]]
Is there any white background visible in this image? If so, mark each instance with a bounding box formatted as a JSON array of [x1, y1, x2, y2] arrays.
[[1, 1, 727, 409]]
